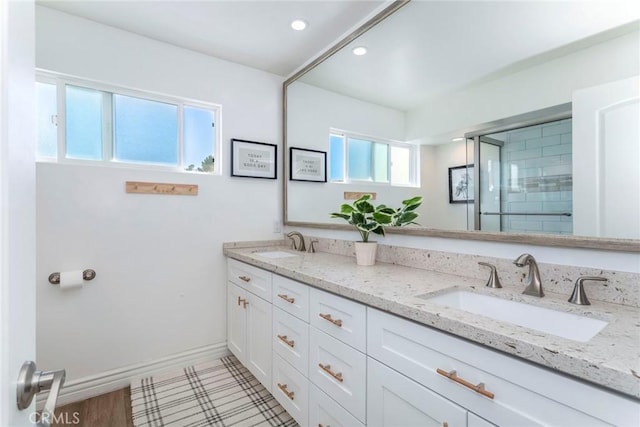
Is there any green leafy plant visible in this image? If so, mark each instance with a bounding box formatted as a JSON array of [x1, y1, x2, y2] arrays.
[[330, 194, 423, 242], [186, 155, 215, 173]]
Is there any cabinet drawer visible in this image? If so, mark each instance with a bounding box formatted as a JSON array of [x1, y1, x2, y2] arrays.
[[273, 307, 309, 376], [309, 383, 365, 427], [310, 288, 366, 352], [368, 308, 638, 427], [309, 327, 366, 423], [367, 357, 467, 427], [273, 274, 310, 322], [227, 258, 272, 301], [273, 353, 309, 427]]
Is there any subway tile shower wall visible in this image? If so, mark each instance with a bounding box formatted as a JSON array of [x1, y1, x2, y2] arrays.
[[502, 119, 573, 235]]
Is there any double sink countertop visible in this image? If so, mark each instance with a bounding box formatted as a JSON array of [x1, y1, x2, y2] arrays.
[[223, 243, 640, 400]]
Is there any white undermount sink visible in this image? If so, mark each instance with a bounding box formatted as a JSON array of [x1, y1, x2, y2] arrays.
[[255, 250, 299, 259], [422, 290, 608, 342]]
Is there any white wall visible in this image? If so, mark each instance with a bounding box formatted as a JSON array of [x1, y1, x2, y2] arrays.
[[406, 30, 640, 143], [287, 81, 415, 224], [35, 6, 283, 382], [419, 141, 473, 230]]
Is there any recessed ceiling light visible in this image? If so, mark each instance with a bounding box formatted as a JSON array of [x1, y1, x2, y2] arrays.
[[352, 46, 368, 56], [291, 19, 307, 31], [452, 137, 465, 142]]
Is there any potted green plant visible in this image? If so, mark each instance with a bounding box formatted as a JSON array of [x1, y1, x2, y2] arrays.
[[330, 194, 423, 265]]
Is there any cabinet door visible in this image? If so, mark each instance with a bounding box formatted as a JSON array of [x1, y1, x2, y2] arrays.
[[309, 383, 365, 427], [468, 413, 495, 427], [310, 287, 366, 352], [273, 307, 309, 375], [309, 327, 366, 423], [245, 291, 272, 391], [227, 282, 247, 364], [273, 353, 309, 427], [367, 358, 467, 427]]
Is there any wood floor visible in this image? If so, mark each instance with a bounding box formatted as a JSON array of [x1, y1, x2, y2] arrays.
[[52, 387, 133, 427]]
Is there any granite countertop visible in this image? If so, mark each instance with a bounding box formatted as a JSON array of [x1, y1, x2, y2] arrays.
[[223, 243, 640, 400]]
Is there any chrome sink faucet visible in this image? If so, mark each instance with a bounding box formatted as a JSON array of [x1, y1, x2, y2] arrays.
[[513, 253, 544, 297], [286, 231, 306, 252]]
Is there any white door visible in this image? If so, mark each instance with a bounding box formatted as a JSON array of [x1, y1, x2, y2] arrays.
[[573, 75, 640, 238], [1, 0, 37, 425]]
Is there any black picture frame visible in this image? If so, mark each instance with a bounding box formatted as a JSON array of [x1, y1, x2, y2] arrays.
[[449, 164, 474, 203], [289, 147, 327, 182], [230, 138, 277, 179]]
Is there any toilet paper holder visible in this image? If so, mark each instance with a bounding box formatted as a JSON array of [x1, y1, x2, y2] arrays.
[[48, 269, 96, 285]]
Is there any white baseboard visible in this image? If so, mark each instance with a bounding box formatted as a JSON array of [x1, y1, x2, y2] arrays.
[[38, 342, 229, 409]]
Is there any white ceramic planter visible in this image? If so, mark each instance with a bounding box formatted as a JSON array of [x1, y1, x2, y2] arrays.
[[354, 241, 378, 266]]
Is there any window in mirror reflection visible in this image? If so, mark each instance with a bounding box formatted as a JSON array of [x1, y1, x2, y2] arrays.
[[329, 130, 417, 186]]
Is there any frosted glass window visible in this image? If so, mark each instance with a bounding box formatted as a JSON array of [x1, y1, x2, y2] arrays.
[[328, 131, 416, 185], [391, 145, 410, 185], [183, 106, 215, 172], [65, 85, 103, 160], [348, 138, 373, 180], [330, 134, 345, 181], [36, 82, 57, 158], [113, 94, 178, 165], [373, 142, 388, 182]]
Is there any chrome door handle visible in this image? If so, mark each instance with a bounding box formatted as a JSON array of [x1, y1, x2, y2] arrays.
[[17, 361, 66, 427]]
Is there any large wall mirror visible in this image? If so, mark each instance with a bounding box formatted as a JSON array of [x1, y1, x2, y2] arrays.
[[284, 0, 640, 251]]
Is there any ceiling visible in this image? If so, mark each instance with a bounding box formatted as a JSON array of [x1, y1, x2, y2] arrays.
[[299, 0, 640, 111], [36, 0, 387, 76]]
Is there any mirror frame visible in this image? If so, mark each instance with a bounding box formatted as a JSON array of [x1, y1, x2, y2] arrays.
[[282, 0, 639, 252]]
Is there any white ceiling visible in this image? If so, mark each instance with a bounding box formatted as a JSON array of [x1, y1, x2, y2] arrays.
[[300, 0, 640, 110], [36, 0, 640, 110], [36, 0, 386, 76]]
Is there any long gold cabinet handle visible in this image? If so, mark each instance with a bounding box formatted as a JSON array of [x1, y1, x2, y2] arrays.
[[318, 363, 343, 382], [278, 294, 295, 304], [277, 334, 295, 348], [319, 313, 343, 327], [238, 275, 251, 282], [436, 368, 495, 399], [277, 383, 295, 400]]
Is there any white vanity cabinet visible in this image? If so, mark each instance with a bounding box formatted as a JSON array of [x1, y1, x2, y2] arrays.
[[367, 307, 640, 427], [226, 257, 640, 427], [226, 259, 273, 392]]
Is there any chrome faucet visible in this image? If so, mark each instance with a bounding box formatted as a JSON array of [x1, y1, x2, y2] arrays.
[[286, 231, 306, 252], [513, 253, 544, 297]]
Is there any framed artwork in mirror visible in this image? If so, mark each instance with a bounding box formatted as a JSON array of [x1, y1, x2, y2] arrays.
[[231, 138, 277, 179], [290, 147, 327, 182], [449, 164, 474, 203]]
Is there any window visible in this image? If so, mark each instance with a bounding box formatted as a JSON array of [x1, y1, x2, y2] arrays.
[[36, 74, 220, 173], [329, 130, 417, 186]]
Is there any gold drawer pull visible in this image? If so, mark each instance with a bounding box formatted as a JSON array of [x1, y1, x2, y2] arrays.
[[318, 363, 343, 382], [319, 313, 342, 327], [278, 294, 295, 304], [436, 368, 495, 399], [319, 424, 331, 427], [238, 275, 251, 282], [443, 423, 448, 427], [277, 334, 295, 348], [277, 383, 295, 400], [237, 297, 248, 308]]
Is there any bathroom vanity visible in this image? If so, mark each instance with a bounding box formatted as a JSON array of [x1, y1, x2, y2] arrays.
[[224, 241, 640, 426]]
